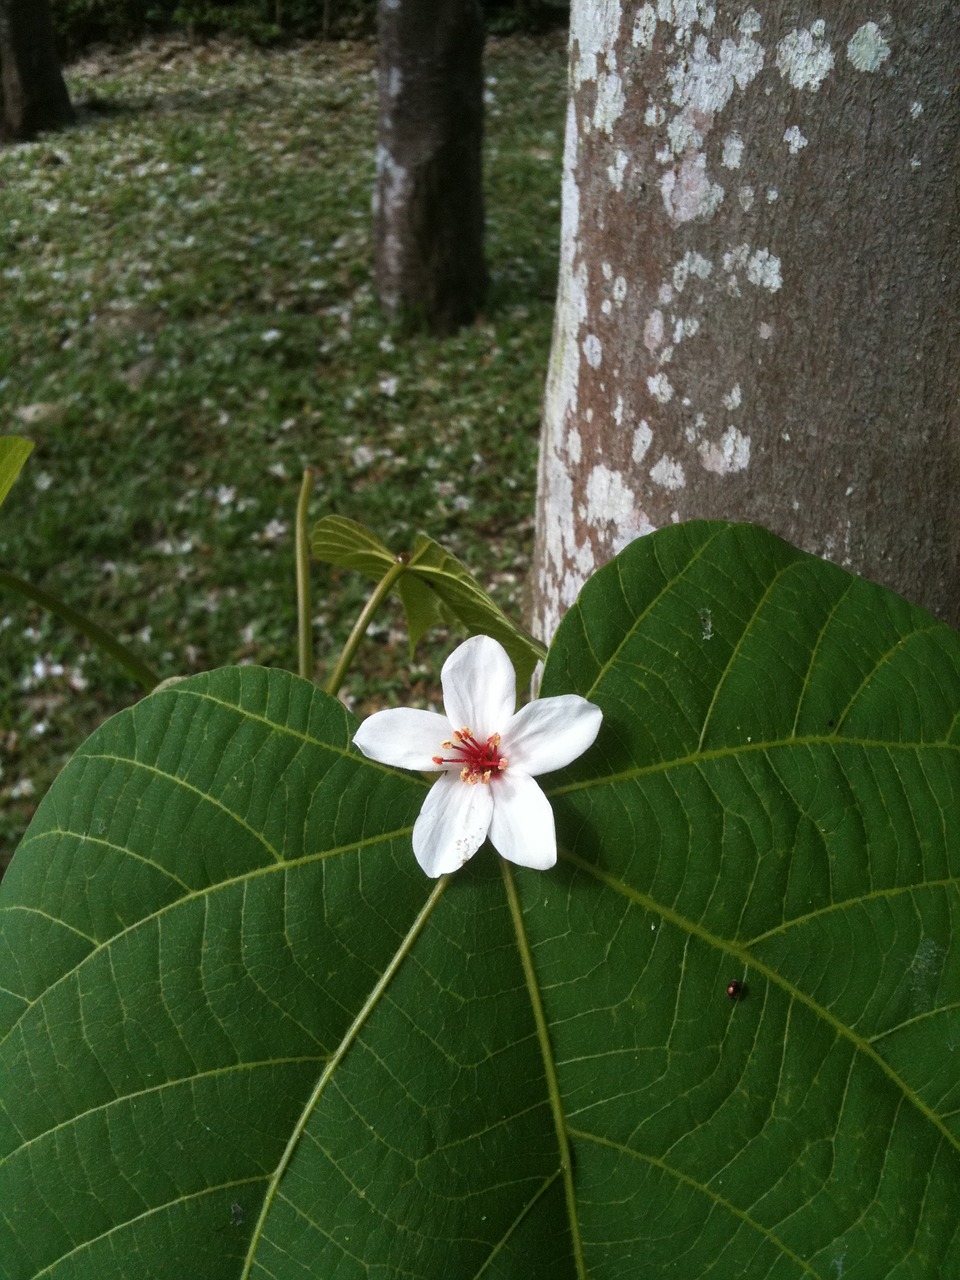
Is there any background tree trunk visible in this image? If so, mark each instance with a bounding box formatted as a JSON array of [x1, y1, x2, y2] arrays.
[[374, 0, 487, 334], [0, 0, 74, 142], [531, 3, 959, 641]]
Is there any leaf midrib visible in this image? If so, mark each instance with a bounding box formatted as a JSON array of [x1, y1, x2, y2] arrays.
[[240, 876, 449, 1278], [501, 860, 586, 1280]]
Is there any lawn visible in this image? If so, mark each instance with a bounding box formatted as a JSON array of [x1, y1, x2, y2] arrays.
[[0, 33, 567, 868]]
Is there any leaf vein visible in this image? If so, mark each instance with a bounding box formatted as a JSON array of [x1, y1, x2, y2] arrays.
[[561, 850, 960, 1157]]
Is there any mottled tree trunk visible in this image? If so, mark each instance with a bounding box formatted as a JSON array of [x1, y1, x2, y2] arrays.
[[531, 2, 960, 640], [374, 0, 487, 333], [0, 0, 74, 143]]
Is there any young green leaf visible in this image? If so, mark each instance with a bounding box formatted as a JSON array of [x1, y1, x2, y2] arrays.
[[310, 513, 396, 578], [403, 531, 545, 683], [312, 515, 545, 682], [0, 436, 34, 509]]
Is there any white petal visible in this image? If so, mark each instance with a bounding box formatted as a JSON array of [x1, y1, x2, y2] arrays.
[[413, 771, 494, 876], [441, 635, 516, 740], [353, 707, 452, 770], [488, 772, 557, 870], [502, 695, 603, 777]]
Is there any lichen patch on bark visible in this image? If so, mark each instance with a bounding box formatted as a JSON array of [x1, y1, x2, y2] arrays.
[[775, 23, 835, 91], [698, 425, 751, 473], [847, 21, 892, 72]]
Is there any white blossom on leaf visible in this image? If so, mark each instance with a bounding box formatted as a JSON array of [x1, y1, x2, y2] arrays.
[[352, 635, 603, 877]]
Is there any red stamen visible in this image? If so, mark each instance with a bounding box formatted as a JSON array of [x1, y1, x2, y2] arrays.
[[434, 726, 507, 784]]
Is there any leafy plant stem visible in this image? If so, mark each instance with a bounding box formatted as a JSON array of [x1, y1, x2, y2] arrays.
[[295, 468, 315, 681], [324, 559, 407, 697], [240, 874, 450, 1279], [500, 858, 586, 1279], [0, 566, 160, 692]]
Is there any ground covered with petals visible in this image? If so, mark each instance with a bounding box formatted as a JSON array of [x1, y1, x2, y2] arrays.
[[0, 34, 566, 865]]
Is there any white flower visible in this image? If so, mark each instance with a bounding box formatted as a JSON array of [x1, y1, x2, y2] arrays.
[[352, 635, 602, 877]]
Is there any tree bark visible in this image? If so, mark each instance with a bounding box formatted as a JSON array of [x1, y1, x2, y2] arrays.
[[531, 3, 960, 641], [0, 0, 74, 143], [374, 0, 487, 334]]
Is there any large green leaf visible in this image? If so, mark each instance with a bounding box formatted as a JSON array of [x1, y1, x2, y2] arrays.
[[312, 514, 545, 684], [0, 435, 33, 509], [2, 522, 958, 1277]]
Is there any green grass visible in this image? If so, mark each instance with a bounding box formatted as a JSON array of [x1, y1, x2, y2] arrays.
[[0, 34, 567, 866]]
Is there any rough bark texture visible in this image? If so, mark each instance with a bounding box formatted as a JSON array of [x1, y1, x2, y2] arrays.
[[0, 0, 74, 142], [374, 0, 487, 333], [531, 2, 960, 641]]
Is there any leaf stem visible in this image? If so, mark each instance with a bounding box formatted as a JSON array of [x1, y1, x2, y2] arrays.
[[324, 558, 407, 697], [0, 566, 160, 691], [500, 859, 586, 1279], [295, 468, 315, 680]]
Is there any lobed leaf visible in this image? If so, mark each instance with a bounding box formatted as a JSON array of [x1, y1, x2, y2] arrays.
[[2, 522, 958, 1277], [534, 521, 960, 1275]]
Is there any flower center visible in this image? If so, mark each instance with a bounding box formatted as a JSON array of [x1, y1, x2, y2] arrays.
[[432, 727, 508, 785]]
